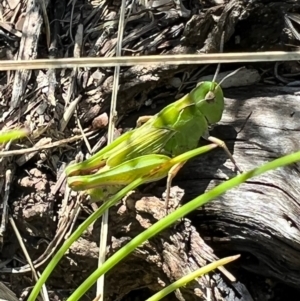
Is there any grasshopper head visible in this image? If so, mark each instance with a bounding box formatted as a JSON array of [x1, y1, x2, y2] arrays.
[[190, 81, 224, 125]]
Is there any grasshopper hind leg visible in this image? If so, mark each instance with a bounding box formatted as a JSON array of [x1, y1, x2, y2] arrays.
[[165, 161, 186, 215]]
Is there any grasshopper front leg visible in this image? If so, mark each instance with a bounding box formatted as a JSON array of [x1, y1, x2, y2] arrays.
[[136, 115, 153, 128], [164, 133, 242, 213], [202, 130, 243, 173]]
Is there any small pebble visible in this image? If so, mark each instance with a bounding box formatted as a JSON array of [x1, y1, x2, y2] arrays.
[[92, 112, 109, 129]]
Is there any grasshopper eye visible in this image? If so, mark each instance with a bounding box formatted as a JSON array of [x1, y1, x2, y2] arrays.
[[205, 91, 215, 102]]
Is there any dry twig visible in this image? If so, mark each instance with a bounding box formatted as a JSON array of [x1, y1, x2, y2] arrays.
[[0, 170, 12, 237], [1, 51, 300, 71], [97, 0, 129, 299], [0, 131, 98, 159], [9, 216, 49, 301]]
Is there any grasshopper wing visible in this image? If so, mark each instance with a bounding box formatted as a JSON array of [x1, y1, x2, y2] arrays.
[[107, 125, 175, 167], [65, 121, 175, 176], [65, 130, 136, 176]]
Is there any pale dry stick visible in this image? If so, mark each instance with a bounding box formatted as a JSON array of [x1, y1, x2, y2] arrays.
[[0, 5, 3, 21], [38, 0, 51, 48], [9, 2, 22, 31], [97, 0, 129, 299], [76, 112, 92, 153], [65, 197, 82, 239], [60, 95, 82, 131], [50, 163, 67, 195], [1, 51, 300, 71], [9, 216, 49, 301], [57, 183, 72, 229], [284, 13, 300, 41], [0, 140, 12, 193], [0, 169, 12, 237], [65, 22, 83, 106], [16, 137, 52, 166], [0, 130, 98, 158], [68, 0, 77, 43]]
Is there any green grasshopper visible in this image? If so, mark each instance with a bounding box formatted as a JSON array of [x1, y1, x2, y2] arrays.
[[65, 65, 242, 210]]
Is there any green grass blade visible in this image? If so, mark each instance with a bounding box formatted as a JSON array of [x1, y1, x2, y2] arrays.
[[27, 178, 145, 301], [66, 150, 300, 301], [29, 145, 216, 300], [146, 255, 240, 301], [0, 128, 28, 144]]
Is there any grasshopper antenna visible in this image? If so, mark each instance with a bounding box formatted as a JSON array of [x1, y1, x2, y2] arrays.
[[217, 66, 246, 88], [213, 33, 247, 88], [211, 31, 225, 86], [205, 31, 225, 100]]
